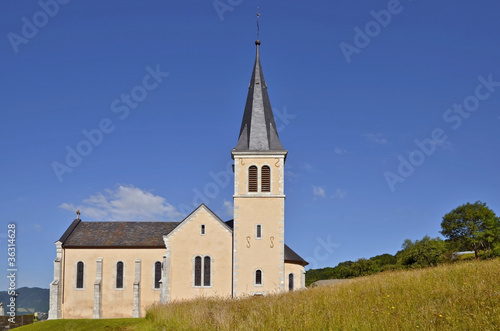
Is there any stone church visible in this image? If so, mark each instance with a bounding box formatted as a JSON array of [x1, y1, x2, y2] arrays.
[[48, 39, 308, 319]]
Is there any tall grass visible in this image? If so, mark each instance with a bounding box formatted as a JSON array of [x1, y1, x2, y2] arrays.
[[147, 259, 500, 330], [15, 317, 153, 330]]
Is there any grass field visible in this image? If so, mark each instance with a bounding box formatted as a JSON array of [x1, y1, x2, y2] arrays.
[[15, 317, 152, 330], [18, 259, 500, 330]]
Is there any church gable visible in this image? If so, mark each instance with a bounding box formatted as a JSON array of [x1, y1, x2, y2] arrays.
[[163, 204, 233, 301], [164, 204, 232, 242]]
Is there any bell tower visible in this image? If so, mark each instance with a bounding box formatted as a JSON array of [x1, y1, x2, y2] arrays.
[[232, 40, 287, 297]]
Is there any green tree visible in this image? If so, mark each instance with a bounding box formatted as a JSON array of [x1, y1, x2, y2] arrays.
[[370, 253, 397, 267], [440, 201, 500, 258], [397, 235, 447, 267], [350, 258, 379, 277]]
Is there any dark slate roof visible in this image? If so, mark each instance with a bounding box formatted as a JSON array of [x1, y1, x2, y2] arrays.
[[225, 219, 308, 266], [60, 220, 180, 248], [285, 244, 309, 266], [59, 219, 81, 243], [234, 40, 285, 152]]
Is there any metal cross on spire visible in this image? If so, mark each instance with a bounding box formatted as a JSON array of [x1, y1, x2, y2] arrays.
[[256, 7, 261, 40]]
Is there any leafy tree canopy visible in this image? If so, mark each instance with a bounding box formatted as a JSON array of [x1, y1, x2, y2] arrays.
[[440, 201, 500, 258], [397, 235, 446, 267]]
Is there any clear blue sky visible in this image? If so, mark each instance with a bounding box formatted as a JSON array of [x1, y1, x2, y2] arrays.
[[1, 1, 499, 289]]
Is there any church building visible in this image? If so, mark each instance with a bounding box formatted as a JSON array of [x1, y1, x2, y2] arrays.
[[48, 39, 308, 319]]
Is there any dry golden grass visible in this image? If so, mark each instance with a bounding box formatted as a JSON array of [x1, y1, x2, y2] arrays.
[[147, 259, 500, 330]]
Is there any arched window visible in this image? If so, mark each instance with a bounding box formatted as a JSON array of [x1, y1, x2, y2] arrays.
[[203, 256, 211, 286], [154, 262, 162, 289], [248, 165, 258, 192], [76, 261, 84, 289], [288, 273, 294, 291], [116, 262, 124, 289], [194, 256, 212, 287], [194, 256, 202, 286], [261, 165, 270, 192], [255, 269, 263, 286]]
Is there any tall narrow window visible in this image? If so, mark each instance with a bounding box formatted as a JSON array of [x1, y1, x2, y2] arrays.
[[256, 224, 262, 239], [201, 224, 206, 235], [203, 256, 211, 286], [261, 165, 270, 192], [248, 165, 258, 192], [116, 262, 124, 289], [194, 256, 202, 286], [76, 261, 84, 289], [154, 262, 162, 289], [288, 273, 294, 291], [255, 269, 262, 286], [194, 256, 212, 287]]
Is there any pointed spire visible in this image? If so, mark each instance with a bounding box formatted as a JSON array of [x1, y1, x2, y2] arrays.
[[234, 40, 285, 152]]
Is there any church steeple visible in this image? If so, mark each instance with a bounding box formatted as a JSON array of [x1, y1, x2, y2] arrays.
[[231, 38, 288, 297], [234, 40, 285, 152]]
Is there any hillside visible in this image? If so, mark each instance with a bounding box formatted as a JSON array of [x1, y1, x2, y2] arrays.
[[0, 287, 49, 315], [18, 259, 500, 330], [305, 253, 399, 286]]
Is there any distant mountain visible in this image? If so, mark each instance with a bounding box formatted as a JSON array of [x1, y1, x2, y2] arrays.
[[0, 287, 49, 315]]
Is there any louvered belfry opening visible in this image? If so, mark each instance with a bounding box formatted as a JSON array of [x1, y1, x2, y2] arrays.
[[248, 165, 258, 192], [261, 165, 270, 192]]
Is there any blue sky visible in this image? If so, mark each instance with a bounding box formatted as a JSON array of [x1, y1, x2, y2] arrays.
[[1, 0, 499, 289]]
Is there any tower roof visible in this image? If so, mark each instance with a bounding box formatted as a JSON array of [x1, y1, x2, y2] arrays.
[[234, 40, 285, 152]]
